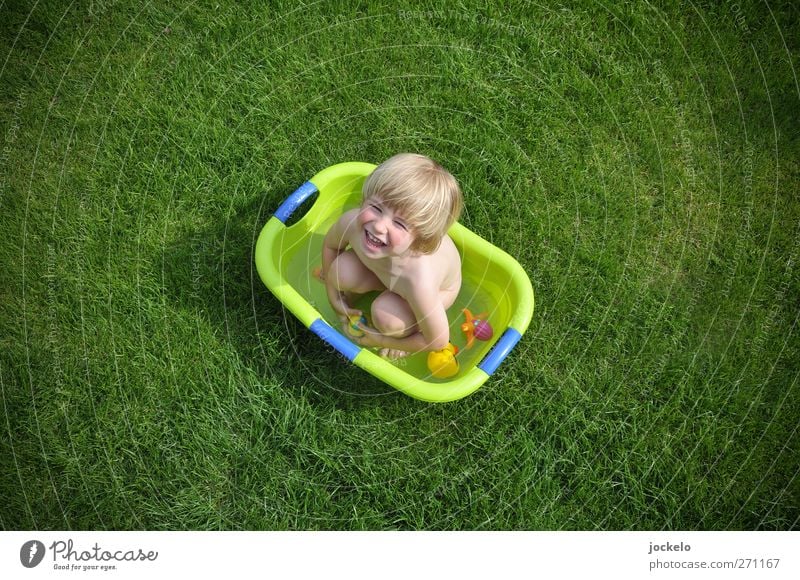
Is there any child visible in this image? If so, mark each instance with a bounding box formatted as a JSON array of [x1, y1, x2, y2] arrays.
[[320, 153, 463, 359]]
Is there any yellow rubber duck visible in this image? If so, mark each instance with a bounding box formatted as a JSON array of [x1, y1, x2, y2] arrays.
[[345, 314, 367, 338], [427, 342, 460, 379]]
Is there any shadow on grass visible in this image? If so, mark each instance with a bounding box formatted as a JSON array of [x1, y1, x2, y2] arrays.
[[159, 188, 406, 411]]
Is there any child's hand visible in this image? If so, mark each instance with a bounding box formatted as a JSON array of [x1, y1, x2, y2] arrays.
[[354, 325, 384, 349], [343, 317, 381, 348], [326, 280, 359, 319]]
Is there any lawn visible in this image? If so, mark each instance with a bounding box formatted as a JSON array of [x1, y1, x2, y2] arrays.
[[1, 0, 798, 530]]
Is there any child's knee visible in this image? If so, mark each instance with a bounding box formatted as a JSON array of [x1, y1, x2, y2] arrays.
[[372, 310, 406, 336], [371, 294, 416, 337], [329, 251, 382, 294], [328, 252, 358, 290]]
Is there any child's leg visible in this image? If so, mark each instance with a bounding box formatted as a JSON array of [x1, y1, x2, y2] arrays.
[[372, 287, 460, 359], [327, 250, 384, 316], [370, 291, 418, 359], [371, 291, 418, 338], [372, 287, 459, 337]]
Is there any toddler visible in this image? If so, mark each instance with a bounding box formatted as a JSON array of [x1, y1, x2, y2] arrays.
[[320, 153, 463, 359]]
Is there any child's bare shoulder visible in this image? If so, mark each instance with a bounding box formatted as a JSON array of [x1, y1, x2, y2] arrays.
[[331, 208, 360, 235], [338, 207, 360, 226], [324, 208, 361, 251], [439, 233, 460, 260], [408, 236, 460, 283]]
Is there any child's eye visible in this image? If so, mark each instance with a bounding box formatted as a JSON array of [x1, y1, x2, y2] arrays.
[[394, 221, 408, 231], [370, 204, 382, 213]]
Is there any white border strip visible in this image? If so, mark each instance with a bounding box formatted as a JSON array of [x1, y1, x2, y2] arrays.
[[2, 531, 798, 579]]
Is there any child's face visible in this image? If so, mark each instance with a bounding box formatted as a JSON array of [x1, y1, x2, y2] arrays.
[[358, 197, 415, 258]]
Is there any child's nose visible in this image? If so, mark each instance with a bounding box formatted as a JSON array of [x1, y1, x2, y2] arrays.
[[374, 216, 389, 232]]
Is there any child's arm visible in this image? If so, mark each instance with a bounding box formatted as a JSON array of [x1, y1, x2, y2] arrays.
[[321, 211, 354, 279], [321, 210, 362, 318]]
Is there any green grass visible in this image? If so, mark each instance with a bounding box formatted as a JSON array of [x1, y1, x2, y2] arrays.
[[1, 0, 798, 530]]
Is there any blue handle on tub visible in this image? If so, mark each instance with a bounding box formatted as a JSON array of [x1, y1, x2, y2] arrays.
[[309, 319, 361, 362], [274, 181, 319, 223], [478, 328, 523, 376]]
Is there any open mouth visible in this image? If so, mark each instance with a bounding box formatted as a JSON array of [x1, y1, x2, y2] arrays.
[[364, 229, 387, 249]]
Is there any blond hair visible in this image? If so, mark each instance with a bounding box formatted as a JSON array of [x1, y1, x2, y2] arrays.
[[362, 153, 463, 254]]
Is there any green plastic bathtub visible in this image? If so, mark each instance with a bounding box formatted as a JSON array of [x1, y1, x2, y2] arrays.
[[254, 162, 534, 402]]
